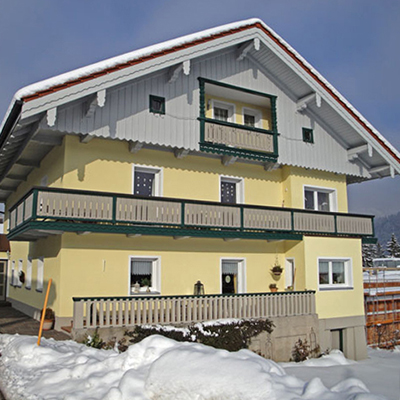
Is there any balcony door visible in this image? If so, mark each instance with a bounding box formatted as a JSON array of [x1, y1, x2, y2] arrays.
[[0, 260, 7, 301]]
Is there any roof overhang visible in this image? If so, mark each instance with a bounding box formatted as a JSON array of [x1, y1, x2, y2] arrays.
[[0, 18, 399, 202]]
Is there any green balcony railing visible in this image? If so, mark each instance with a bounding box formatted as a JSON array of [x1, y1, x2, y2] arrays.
[[8, 187, 375, 241]]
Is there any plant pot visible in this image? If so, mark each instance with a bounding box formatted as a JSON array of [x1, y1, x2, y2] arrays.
[[42, 319, 54, 331], [270, 287, 278, 293], [272, 272, 282, 276]]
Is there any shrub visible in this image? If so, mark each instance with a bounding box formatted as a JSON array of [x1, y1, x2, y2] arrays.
[[125, 318, 274, 353], [291, 338, 321, 362]]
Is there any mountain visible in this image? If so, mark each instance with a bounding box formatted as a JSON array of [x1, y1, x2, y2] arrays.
[[374, 212, 400, 249]]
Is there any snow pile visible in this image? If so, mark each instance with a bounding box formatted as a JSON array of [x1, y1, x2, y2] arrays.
[[0, 334, 383, 400], [280, 349, 356, 368]]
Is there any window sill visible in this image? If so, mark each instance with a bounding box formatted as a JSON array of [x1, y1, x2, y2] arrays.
[[130, 291, 160, 296], [319, 286, 353, 291]]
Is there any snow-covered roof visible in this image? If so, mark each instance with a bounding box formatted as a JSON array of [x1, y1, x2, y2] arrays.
[[0, 17, 397, 164]]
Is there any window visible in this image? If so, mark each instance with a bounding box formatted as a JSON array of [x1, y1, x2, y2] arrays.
[[243, 108, 261, 128], [212, 101, 235, 123], [304, 186, 337, 212], [318, 258, 352, 289], [10, 260, 15, 287], [130, 257, 160, 294], [133, 165, 163, 197], [302, 127, 314, 143], [17, 260, 23, 288], [149, 95, 165, 115], [220, 176, 244, 204], [221, 258, 246, 294], [36, 257, 44, 292], [26, 257, 32, 290]]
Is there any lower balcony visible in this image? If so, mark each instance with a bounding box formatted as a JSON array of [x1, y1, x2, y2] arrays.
[[8, 187, 375, 242]]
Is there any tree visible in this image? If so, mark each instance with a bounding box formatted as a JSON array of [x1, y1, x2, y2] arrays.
[[386, 233, 400, 258], [362, 244, 377, 268], [376, 242, 386, 258]]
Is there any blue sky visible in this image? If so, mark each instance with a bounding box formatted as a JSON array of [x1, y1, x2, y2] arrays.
[[0, 0, 399, 217]]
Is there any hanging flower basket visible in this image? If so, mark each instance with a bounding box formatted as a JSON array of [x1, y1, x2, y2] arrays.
[[271, 265, 283, 276]]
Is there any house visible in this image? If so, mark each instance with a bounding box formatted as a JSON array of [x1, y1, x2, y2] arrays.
[[1, 19, 399, 360]]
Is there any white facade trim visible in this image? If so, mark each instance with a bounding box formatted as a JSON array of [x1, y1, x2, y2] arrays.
[[132, 164, 163, 197], [219, 257, 246, 294], [128, 255, 161, 295], [317, 257, 353, 290], [303, 184, 338, 212]]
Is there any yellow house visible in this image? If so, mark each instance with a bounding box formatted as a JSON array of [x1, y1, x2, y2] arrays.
[[1, 19, 399, 360]]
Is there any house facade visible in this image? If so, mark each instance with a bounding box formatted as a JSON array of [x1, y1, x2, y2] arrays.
[[1, 19, 399, 360]]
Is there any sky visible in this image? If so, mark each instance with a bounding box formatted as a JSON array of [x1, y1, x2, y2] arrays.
[[0, 0, 399, 217]]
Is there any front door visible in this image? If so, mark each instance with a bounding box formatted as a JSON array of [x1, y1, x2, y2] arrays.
[[221, 260, 238, 294], [0, 260, 7, 301]]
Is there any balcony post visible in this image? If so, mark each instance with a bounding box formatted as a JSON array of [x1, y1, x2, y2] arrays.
[[112, 196, 117, 224], [334, 214, 338, 234], [32, 189, 38, 219], [181, 201, 185, 228]]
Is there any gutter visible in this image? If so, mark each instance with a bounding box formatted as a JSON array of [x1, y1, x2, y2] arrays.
[[0, 99, 23, 150]]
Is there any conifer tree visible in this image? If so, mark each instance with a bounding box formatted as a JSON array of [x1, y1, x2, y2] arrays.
[[362, 244, 376, 268], [386, 234, 400, 258], [376, 242, 385, 258]]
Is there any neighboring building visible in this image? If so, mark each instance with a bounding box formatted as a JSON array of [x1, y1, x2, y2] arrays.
[[0, 19, 399, 360]]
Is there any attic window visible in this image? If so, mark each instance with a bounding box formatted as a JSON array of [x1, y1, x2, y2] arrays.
[[149, 95, 165, 115], [302, 128, 314, 143]]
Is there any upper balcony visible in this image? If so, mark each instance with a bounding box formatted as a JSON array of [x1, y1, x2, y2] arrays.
[[8, 187, 375, 242], [198, 78, 279, 163]]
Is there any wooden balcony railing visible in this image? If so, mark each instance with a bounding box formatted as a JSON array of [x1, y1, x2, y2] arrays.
[[72, 291, 316, 330], [8, 187, 374, 241]]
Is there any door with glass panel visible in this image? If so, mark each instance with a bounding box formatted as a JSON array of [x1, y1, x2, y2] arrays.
[[0, 260, 7, 301], [221, 260, 238, 294]]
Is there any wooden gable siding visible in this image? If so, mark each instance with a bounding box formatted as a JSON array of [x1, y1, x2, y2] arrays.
[[46, 49, 366, 177]]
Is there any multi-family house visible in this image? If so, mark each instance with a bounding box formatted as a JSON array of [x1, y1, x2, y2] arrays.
[[1, 19, 399, 360]]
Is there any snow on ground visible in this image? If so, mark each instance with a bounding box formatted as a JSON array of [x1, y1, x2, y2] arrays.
[[0, 334, 397, 400], [282, 348, 400, 400]]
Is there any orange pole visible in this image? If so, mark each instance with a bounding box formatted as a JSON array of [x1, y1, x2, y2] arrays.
[[37, 278, 52, 346]]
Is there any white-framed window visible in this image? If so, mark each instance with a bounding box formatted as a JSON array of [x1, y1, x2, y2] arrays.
[[132, 165, 163, 197], [220, 258, 246, 294], [26, 257, 32, 290], [318, 258, 353, 290], [219, 176, 244, 204], [242, 107, 262, 128], [129, 256, 161, 294], [17, 260, 23, 288], [212, 100, 235, 123], [303, 185, 337, 212], [10, 260, 16, 287], [36, 257, 44, 292]]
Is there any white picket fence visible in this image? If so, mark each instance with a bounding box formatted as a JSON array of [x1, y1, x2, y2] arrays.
[[73, 292, 316, 330]]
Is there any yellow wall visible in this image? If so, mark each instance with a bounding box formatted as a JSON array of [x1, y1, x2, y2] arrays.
[[303, 236, 364, 319], [281, 166, 348, 212], [4, 136, 359, 321], [6, 238, 61, 313], [4, 233, 293, 317], [205, 94, 272, 130]]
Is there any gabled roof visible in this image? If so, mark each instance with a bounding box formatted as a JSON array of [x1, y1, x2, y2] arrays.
[[0, 18, 399, 200]]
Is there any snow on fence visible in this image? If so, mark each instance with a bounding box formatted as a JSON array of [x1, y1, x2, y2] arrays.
[[72, 291, 316, 330]]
